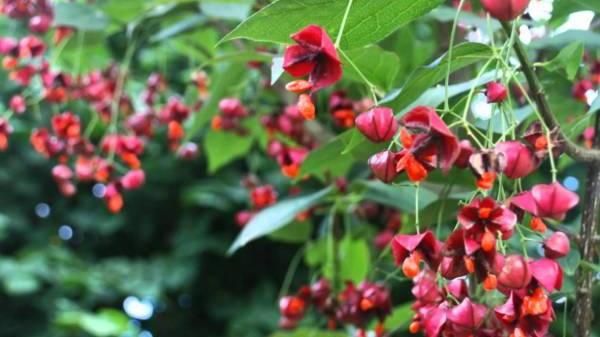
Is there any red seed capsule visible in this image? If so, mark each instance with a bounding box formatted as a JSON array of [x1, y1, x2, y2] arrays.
[[481, 0, 531, 21], [355, 107, 398, 143]]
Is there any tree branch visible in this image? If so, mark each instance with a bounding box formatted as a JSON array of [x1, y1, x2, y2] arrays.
[[574, 110, 600, 337], [501, 22, 600, 163]]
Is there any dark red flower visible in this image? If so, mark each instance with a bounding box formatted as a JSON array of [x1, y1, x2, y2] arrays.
[[18, 35, 45, 58], [572, 79, 593, 103], [543, 231, 570, 259], [279, 295, 306, 321], [581, 126, 595, 149], [336, 281, 392, 328], [176, 142, 199, 160], [446, 278, 469, 301], [235, 210, 254, 228], [0, 37, 17, 55], [447, 298, 487, 334], [440, 228, 503, 280], [495, 141, 537, 179], [368, 150, 399, 183], [0, 117, 13, 151], [283, 25, 342, 91], [495, 290, 554, 337], [457, 197, 517, 254], [218, 97, 248, 118], [9, 94, 26, 114], [277, 147, 308, 178], [454, 140, 474, 169], [523, 122, 563, 159], [392, 231, 441, 278], [497, 254, 531, 290], [486, 82, 508, 103], [250, 185, 277, 209], [51, 112, 80, 140], [104, 183, 124, 213], [481, 0, 531, 21], [396, 106, 460, 182], [510, 182, 579, 221], [530, 258, 563, 292], [355, 107, 398, 143], [28, 14, 52, 33], [121, 169, 145, 190], [309, 278, 331, 310]]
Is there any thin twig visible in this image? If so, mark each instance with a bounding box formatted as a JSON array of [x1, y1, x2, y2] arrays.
[[500, 21, 600, 163]]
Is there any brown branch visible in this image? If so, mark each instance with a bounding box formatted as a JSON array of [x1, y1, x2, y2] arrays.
[[574, 110, 600, 337], [501, 21, 600, 163]]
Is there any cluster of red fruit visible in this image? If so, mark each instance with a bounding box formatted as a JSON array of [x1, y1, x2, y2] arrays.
[[0, 2, 200, 213], [398, 226, 569, 337], [280, 278, 392, 337], [358, 102, 562, 192], [234, 180, 278, 228], [0, 0, 54, 34], [353, 92, 576, 337]]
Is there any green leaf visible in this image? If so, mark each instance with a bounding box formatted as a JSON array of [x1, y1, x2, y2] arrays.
[[428, 6, 501, 31], [204, 130, 255, 173], [56, 309, 131, 337], [228, 187, 333, 254], [383, 43, 493, 111], [338, 236, 370, 283], [3, 272, 39, 295], [389, 70, 497, 115], [271, 328, 347, 337], [343, 45, 400, 90], [200, 51, 273, 68], [305, 238, 327, 267], [201, 0, 255, 21], [301, 129, 385, 180], [53, 32, 111, 74], [268, 220, 313, 243], [186, 62, 248, 135], [561, 248, 581, 276], [299, 131, 355, 180], [530, 30, 600, 50], [543, 42, 584, 80], [54, 3, 109, 31], [355, 180, 437, 213], [149, 14, 207, 42], [223, 0, 444, 49], [580, 260, 600, 273], [383, 303, 413, 330]]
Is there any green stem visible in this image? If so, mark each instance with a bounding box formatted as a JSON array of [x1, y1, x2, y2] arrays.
[[278, 246, 306, 299], [415, 183, 420, 234], [335, 0, 354, 48], [107, 40, 137, 164], [338, 49, 379, 104], [327, 207, 340, 292], [443, 0, 465, 111]]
